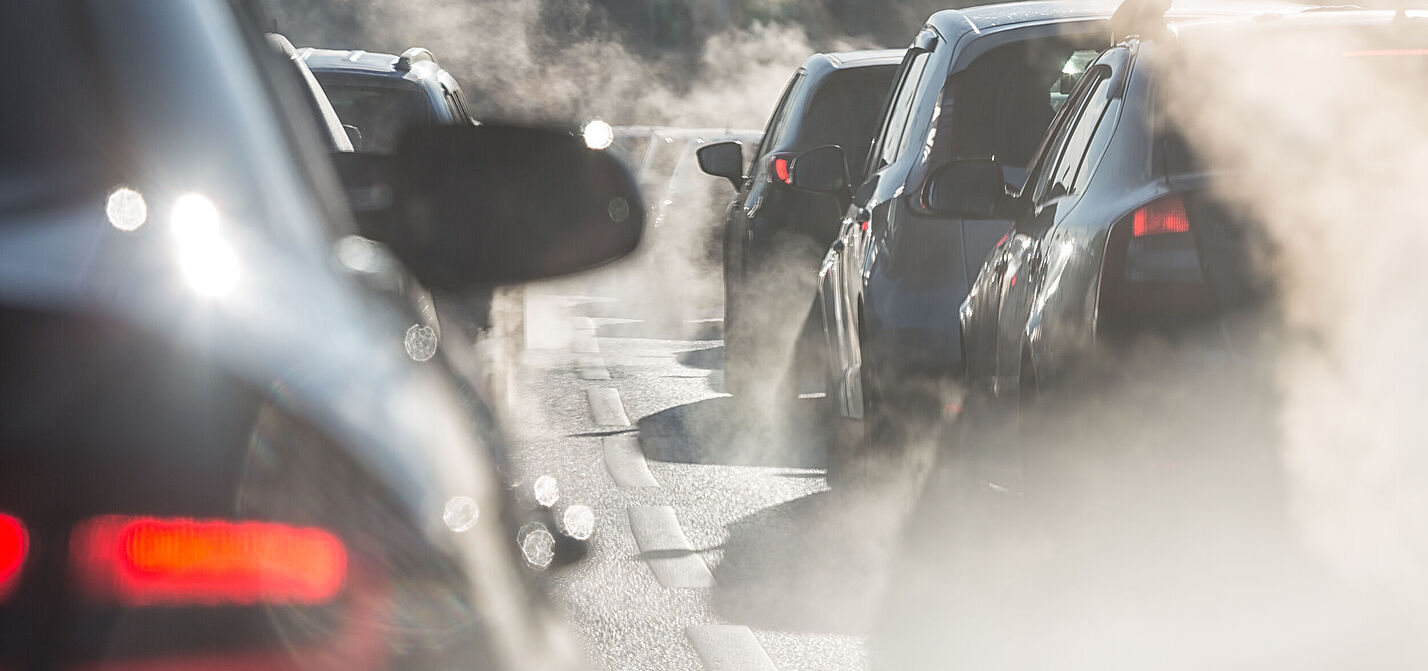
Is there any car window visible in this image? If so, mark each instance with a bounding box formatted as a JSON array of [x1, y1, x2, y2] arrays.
[[872, 49, 931, 170], [1048, 67, 1114, 197], [754, 71, 804, 160], [1027, 65, 1104, 202], [1069, 83, 1122, 195], [794, 65, 899, 183], [0, 4, 115, 212], [318, 79, 433, 153], [939, 41, 1105, 170]]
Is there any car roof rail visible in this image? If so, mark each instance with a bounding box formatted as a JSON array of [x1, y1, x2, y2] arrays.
[[395, 47, 435, 71]]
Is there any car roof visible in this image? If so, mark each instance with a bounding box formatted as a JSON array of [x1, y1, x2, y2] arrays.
[[928, 0, 1301, 40], [822, 49, 906, 69], [1170, 7, 1423, 38], [298, 47, 449, 82], [299, 48, 406, 75]]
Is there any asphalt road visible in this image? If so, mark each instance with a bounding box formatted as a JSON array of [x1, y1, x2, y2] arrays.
[[495, 268, 929, 671]]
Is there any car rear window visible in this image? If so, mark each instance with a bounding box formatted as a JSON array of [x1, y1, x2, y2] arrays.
[[0, 5, 117, 212], [940, 39, 1105, 169], [317, 78, 433, 153], [795, 65, 899, 183]]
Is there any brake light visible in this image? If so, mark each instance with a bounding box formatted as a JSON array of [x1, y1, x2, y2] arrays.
[[73, 516, 346, 606], [0, 514, 27, 599], [771, 154, 793, 185], [1131, 195, 1190, 237]]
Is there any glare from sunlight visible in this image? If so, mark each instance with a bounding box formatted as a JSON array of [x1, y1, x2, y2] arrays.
[[533, 475, 560, 507], [170, 194, 239, 297], [518, 523, 555, 569], [583, 119, 614, 150], [404, 324, 439, 361], [105, 187, 147, 232], [561, 505, 595, 541], [442, 496, 481, 533]]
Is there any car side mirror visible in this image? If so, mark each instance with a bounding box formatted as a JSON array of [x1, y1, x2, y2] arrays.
[[696, 141, 745, 189], [923, 158, 1012, 219], [787, 144, 849, 194], [332, 124, 643, 290]]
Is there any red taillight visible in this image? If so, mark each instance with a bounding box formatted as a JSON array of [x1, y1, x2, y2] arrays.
[[1131, 195, 1190, 237], [73, 516, 346, 606], [771, 155, 793, 185], [0, 514, 27, 599]]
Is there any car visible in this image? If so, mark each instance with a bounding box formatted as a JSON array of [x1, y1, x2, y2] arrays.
[[0, 1, 641, 669], [299, 46, 478, 153], [789, 0, 1292, 479], [696, 50, 901, 400], [300, 45, 503, 335], [875, 6, 1428, 667], [272, 33, 445, 360], [953, 4, 1428, 494]]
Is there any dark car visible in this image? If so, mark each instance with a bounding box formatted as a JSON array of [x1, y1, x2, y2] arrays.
[[300, 47, 477, 154], [792, 0, 1289, 477], [0, 1, 640, 668], [790, 3, 1115, 475], [695, 50, 901, 399], [953, 5, 1428, 493]]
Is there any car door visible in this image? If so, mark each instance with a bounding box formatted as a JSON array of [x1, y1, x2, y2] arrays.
[[992, 64, 1117, 394], [821, 40, 934, 416]]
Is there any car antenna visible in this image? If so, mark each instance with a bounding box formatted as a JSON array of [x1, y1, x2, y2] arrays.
[[1110, 0, 1173, 44]]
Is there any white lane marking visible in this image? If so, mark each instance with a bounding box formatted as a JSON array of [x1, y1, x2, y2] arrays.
[[586, 387, 631, 426], [685, 625, 778, 671], [602, 435, 658, 488], [577, 355, 612, 380], [627, 506, 715, 588]]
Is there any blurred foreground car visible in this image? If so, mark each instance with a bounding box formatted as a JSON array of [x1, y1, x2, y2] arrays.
[[696, 50, 901, 399], [0, 2, 640, 669]]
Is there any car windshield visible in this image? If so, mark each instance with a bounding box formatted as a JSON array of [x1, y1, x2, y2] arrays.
[[318, 79, 433, 153]]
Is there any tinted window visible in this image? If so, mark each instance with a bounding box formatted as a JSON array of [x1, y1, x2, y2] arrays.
[[1049, 68, 1114, 196], [754, 72, 804, 160], [318, 79, 433, 153], [794, 65, 898, 183], [941, 42, 1104, 170], [1026, 67, 1103, 202], [0, 4, 115, 211], [873, 50, 931, 169]]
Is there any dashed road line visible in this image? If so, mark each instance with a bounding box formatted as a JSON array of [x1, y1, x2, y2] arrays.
[[627, 506, 715, 588], [586, 387, 631, 426], [685, 625, 779, 671], [602, 435, 659, 488], [577, 355, 612, 380]]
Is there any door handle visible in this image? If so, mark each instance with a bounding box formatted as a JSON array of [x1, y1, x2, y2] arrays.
[[832, 239, 846, 253]]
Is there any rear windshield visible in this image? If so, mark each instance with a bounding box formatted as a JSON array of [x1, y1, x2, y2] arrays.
[[941, 40, 1105, 169], [793, 64, 899, 182], [316, 77, 433, 153], [0, 5, 116, 211]]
